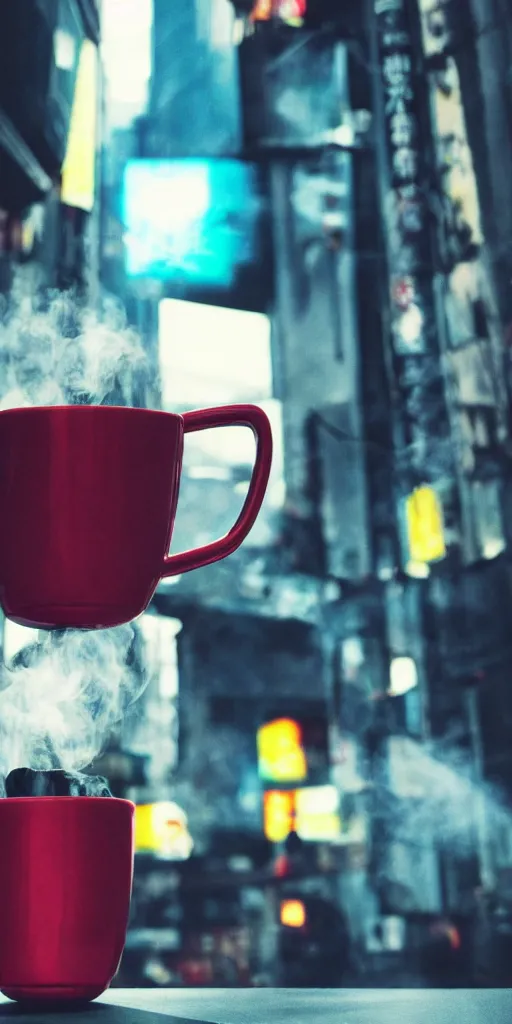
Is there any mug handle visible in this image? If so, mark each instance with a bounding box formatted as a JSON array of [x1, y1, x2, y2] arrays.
[[161, 404, 273, 577]]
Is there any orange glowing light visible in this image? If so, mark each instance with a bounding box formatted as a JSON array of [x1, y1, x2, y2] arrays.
[[257, 718, 307, 783], [280, 899, 306, 928], [431, 921, 461, 951], [251, 0, 306, 21], [251, 0, 273, 19]]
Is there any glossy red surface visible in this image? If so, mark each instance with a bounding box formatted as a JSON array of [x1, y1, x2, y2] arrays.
[[0, 404, 272, 629], [0, 797, 134, 1004]]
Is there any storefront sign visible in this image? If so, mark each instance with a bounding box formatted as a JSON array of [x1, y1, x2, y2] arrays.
[[405, 484, 446, 563]]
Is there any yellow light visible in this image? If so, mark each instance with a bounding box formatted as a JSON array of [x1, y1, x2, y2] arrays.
[[405, 485, 446, 564], [61, 39, 98, 212], [280, 899, 306, 928], [135, 802, 193, 859], [263, 790, 295, 843], [257, 719, 307, 783]]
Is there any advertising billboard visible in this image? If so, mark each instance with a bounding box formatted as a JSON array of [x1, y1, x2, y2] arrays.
[[122, 158, 273, 312], [257, 713, 330, 787]]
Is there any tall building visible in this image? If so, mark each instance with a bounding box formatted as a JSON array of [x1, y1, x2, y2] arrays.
[[149, 0, 240, 157], [109, 0, 512, 984], [0, 0, 101, 295]]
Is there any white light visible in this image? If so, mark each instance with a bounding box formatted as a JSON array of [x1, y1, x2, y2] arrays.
[[397, 304, 424, 346], [330, 124, 355, 148], [389, 656, 418, 697], [54, 30, 76, 71], [483, 538, 505, 561], [342, 637, 364, 671], [140, 613, 182, 642], [295, 785, 339, 816], [208, 0, 235, 48], [139, 614, 182, 698], [233, 17, 245, 45], [157, 575, 183, 588], [158, 299, 273, 408], [188, 466, 231, 481], [405, 560, 430, 579], [3, 620, 39, 664], [234, 480, 251, 496]]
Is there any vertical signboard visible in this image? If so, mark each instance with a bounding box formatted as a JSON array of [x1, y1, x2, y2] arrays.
[[417, 0, 508, 479], [372, 0, 452, 484], [61, 39, 98, 212]]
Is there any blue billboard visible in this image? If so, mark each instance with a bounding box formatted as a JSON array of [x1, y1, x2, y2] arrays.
[[122, 159, 272, 309]]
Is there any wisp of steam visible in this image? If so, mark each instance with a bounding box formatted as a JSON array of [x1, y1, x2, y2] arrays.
[[0, 628, 149, 793], [0, 284, 147, 409], [0, 281, 152, 792]]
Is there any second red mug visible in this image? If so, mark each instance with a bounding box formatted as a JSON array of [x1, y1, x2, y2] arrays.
[[0, 403, 273, 629], [0, 796, 134, 1004]]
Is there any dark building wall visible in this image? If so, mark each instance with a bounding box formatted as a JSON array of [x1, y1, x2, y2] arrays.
[[178, 608, 326, 702], [172, 608, 330, 836], [270, 151, 371, 582]]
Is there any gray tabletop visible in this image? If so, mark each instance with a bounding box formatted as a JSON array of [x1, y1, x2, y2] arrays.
[[0, 989, 511, 1023]]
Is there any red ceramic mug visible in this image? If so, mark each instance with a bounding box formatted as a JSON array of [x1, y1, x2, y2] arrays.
[[0, 797, 134, 1004], [0, 403, 272, 629]]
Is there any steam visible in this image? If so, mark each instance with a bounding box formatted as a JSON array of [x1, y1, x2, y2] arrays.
[[368, 733, 512, 915], [0, 279, 153, 790], [0, 627, 149, 793], [0, 285, 147, 409]]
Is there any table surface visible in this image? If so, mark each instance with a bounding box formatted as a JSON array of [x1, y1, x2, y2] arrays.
[[0, 989, 511, 1023]]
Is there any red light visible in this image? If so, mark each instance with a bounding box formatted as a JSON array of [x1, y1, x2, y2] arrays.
[[273, 854, 291, 878]]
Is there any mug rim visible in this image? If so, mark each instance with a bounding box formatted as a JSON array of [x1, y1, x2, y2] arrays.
[[0, 796, 135, 808], [0, 405, 181, 422]]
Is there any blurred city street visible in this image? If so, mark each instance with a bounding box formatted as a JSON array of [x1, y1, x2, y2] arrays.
[[2, 0, 512, 996]]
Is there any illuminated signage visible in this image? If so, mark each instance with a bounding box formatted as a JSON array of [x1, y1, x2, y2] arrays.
[[257, 718, 307, 784], [263, 790, 295, 843], [389, 656, 418, 697], [135, 802, 193, 860], [373, 0, 453, 483], [280, 899, 306, 928], [295, 785, 341, 841], [263, 785, 342, 843], [60, 39, 97, 212], [405, 485, 446, 564], [122, 159, 266, 298]]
